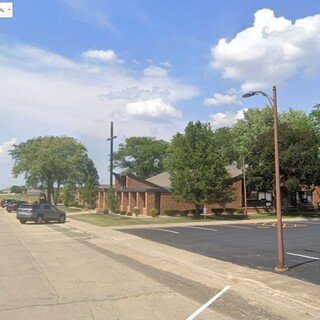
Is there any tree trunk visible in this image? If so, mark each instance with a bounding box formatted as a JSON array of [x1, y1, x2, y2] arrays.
[[195, 204, 201, 218]]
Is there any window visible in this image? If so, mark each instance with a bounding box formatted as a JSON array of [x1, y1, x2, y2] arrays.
[[121, 176, 126, 188], [245, 183, 272, 207]]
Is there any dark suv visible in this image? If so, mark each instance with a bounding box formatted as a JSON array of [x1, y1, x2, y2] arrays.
[[16, 203, 66, 224], [6, 200, 28, 212]]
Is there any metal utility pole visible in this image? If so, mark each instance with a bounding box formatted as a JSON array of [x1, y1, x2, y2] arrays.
[[107, 122, 117, 188]]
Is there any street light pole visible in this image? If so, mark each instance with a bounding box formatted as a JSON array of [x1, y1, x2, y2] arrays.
[[243, 86, 288, 272]]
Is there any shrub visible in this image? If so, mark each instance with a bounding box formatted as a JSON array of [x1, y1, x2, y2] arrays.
[[211, 208, 224, 215], [120, 211, 126, 215], [225, 208, 236, 215], [179, 210, 189, 216], [149, 208, 159, 217], [133, 207, 140, 216], [164, 209, 179, 216], [127, 212, 132, 216]]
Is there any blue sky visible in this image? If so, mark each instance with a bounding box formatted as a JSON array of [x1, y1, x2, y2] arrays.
[[1, 0, 320, 188]]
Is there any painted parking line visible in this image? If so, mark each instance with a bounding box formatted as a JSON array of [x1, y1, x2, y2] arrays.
[[151, 228, 180, 234], [225, 225, 253, 230], [286, 252, 319, 260], [256, 222, 307, 228], [186, 285, 231, 320], [187, 226, 218, 232]]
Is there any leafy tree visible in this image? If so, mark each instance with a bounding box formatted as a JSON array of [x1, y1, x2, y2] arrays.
[[10, 185, 23, 194], [106, 188, 119, 213], [309, 103, 320, 134], [164, 121, 234, 217], [63, 178, 75, 207], [279, 108, 313, 130], [246, 123, 320, 211], [10, 136, 99, 204], [231, 106, 274, 163], [113, 137, 169, 179], [81, 177, 97, 210], [213, 127, 238, 164]]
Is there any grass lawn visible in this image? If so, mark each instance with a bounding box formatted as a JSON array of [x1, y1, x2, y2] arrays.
[[0, 194, 39, 203], [69, 212, 279, 227]]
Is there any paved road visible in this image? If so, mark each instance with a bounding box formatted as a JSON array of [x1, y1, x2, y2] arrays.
[[1, 209, 319, 319], [118, 219, 320, 285]]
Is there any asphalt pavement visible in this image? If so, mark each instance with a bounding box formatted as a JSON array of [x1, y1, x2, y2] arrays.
[[1, 209, 319, 319]]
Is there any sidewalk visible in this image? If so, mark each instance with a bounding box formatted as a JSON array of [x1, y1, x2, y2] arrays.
[[66, 215, 320, 319]]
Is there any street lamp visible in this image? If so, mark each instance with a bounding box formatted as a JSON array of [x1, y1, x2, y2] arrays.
[[243, 85, 288, 272]]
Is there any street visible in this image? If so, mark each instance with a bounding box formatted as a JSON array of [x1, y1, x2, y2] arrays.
[[0, 208, 319, 319]]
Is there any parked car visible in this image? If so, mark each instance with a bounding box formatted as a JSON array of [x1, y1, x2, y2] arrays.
[[6, 200, 28, 212], [16, 203, 66, 224], [1, 199, 17, 208]]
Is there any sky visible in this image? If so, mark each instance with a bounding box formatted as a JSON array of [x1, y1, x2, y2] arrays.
[[1, 0, 320, 189]]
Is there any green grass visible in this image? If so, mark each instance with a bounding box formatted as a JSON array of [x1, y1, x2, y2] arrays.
[[0, 194, 39, 202], [69, 212, 280, 227], [69, 214, 197, 227]]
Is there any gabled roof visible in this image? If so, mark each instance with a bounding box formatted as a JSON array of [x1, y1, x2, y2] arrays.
[[145, 164, 242, 189], [225, 164, 242, 179], [146, 172, 171, 189], [114, 164, 242, 192]]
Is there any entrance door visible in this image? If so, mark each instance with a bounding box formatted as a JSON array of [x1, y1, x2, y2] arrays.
[[155, 192, 161, 214]]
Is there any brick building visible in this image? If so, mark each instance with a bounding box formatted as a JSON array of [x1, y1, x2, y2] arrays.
[[112, 164, 244, 216], [95, 164, 320, 215]]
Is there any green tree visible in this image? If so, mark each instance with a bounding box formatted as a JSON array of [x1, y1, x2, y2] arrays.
[[213, 127, 238, 164], [10, 136, 99, 204], [81, 177, 97, 210], [246, 123, 320, 211], [164, 121, 234, 218], [309, 103, 320, 134], [10, 185, 22, 194], [113, 137, 169, 179], [231, 106, 274, 163], [63, 178, 75, 207], [279, 108, 313, 129]]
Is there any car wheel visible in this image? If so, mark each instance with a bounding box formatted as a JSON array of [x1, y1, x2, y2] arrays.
[[36, 215, 44, 224], [19, 219, 26, 224], [58, 214, 66, 224]]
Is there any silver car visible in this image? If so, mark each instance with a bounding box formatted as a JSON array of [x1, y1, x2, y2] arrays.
[[16, 203, 66, 224]]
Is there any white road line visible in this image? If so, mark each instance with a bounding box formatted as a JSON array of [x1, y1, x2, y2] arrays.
[[187, 226, 218, 232], [225, 225, 253, 230], [151, 228, 179, 234], [286, 252, 319, 260], [186, 285, 231, 320]]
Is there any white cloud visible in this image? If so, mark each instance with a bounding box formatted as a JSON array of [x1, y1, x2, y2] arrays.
[[0, 42, 197, 142], [160, 61, 171, 67], [82, 49, 124, 64], [211, 9, 320, 91], [62, 0, 115, 30], [144, 65, 168, 77], [124, 99, 182, 121], [210, 109, 246, 128], [0, 138, 17, 163], [204, 93, 241, 106]]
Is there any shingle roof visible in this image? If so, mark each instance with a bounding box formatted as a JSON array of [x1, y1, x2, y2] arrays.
[[146, 164, 242, 189], [146, 172, 171, 189]]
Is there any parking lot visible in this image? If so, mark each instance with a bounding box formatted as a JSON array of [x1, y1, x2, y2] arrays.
[[118, 219, 320, 285]]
